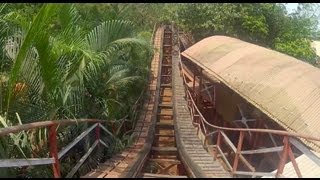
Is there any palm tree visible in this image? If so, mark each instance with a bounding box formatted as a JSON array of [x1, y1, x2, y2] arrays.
[[0, 4, 152, 177]]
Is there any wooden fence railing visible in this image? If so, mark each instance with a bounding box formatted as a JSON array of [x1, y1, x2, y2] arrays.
[[0, 119, 109, 178]]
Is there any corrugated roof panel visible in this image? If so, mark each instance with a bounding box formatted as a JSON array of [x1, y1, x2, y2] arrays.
[[181, 36, 320, 152], [265, 151, 320, 178], [209, 45, 263, 73]]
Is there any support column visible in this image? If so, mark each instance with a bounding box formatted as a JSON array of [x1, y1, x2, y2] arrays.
[[196, 68, 203, 108], [49, 125, 61, 178]]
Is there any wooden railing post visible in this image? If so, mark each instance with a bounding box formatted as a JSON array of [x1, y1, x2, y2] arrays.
[[232, 131, 244, 175], [49, 124, 61, 178], [276, 136, 289, 177]]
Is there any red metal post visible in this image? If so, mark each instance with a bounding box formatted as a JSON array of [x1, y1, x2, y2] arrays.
[[232, 131, 244, 174], [192, 74, 196, 97], [197, 69, 203, 107], [49, 125, 61, 178], [249, 119, 259, 146], [95, 123, 100, 147], [252, 120, 263, 149], [217, 130, 221, 147], [288, 144, 302, 178], [276, 136, 289, 177]]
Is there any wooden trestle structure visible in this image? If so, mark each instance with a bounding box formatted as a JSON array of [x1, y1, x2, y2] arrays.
[[0, 24, 320, 178]]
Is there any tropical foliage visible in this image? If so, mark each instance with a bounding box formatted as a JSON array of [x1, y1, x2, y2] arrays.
[[0, 3, 320, 177], [161, 3, 320, 65], [0, 3, 152, 177]]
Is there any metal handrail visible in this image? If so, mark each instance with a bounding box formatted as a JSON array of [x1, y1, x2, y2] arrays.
[[0, 119, 110, 178], [0, 119, 103, 136]]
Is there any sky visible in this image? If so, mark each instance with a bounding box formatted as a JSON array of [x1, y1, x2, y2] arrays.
[[285, 3, 298, 14]]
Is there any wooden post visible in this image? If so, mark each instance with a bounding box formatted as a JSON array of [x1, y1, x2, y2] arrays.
[[233, 131, 244, 174], [49, 125, 61, 178], [276, 136, 289, 177]]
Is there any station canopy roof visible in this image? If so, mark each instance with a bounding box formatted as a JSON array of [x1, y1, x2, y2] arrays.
[[181, 36, 320, 152]]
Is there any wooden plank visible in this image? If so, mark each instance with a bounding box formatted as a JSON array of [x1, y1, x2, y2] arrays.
[[161, 64, 172, 67], [156, 122, 174, 128], [234, 171, 276, 177], [58, 123, 97, 159], [152, 147, 177, 152], [66, 140, 99, 178], [157, 113, 173, 116], [289, 137, 320, 166], [240, 146, 283, 155], [158, 104, 173, 108], [155, 134, 175, 137], [160, 84, 172, 87], [0, 158, 54, 167], [161, 75, 171, 77], [142, 173, 187, 178], [149, 158, 181, 164]]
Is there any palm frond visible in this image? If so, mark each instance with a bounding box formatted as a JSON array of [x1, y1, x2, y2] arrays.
[[0, 3, 6, 13], [58, 4, 81, 30], [103, 37, 150, 58], [6, 4, 58, 113], [86, 20, 134, 52]]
